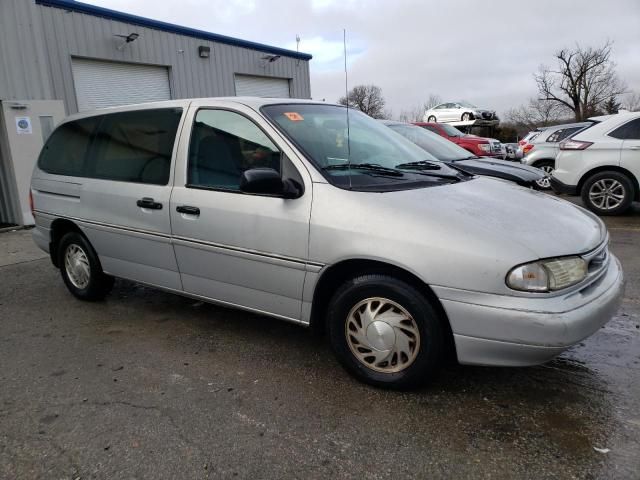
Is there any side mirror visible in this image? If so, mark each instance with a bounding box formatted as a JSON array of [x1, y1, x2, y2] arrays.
[[239, 168, 301, 199]]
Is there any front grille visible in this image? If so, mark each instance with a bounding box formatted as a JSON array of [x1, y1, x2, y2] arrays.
[[482, 112, 494, 119]]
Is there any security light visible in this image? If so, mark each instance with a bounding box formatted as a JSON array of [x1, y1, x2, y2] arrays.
[[261, 54, 281, 63], [114, 32, 140, 50], [198, 46, 211, 58]]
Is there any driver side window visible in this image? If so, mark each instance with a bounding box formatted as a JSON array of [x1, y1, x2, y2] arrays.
[[188, 109, 281, 191]]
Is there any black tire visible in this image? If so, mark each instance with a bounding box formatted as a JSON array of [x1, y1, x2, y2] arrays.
[[327, 274, 445, 390], [461, 112, 471, 121], [58, 232, 114, 301], [534, 160, 555, 190], [427, 115, 437, 123], [581, 171, 634, 216]]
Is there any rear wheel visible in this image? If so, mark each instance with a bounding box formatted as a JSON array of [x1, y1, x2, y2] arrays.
[[534, 160, 554, 190], [581, 171, 634, 216], [58, 232, 114, 300], [427, 115, 437, 123], [327, 275, 445, 389]]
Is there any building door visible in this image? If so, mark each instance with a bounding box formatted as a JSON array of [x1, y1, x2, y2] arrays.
[[234, 74, 291, 98], [71, 58, 171, 111]]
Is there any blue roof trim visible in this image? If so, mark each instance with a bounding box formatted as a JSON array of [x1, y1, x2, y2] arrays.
[[35, 0, 313, 61]]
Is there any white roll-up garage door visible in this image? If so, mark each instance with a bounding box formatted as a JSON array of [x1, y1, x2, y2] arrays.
[[234, 75, 290, 98], [72, 58, 171, 111]]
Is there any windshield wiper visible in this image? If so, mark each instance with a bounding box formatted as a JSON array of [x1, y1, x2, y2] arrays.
[[395, 160, 442, 170], [323, 163, 404, 177]]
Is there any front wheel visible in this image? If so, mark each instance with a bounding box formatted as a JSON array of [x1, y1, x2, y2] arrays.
[[327, 275, 445, 389], [427, 115, 437, 123], [461, 112, 472, 121], [58, 232, 114, 300], [581, 171, 634, 216]]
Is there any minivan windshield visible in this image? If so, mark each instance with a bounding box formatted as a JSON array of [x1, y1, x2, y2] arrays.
[[387, 123, 476, 161], [263, 104, 466, 191]]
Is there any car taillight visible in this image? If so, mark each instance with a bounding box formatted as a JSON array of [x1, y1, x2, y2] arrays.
[[560, 139, 593, 150], [29, 189, 35, 215], [523, 144, 534, 155]]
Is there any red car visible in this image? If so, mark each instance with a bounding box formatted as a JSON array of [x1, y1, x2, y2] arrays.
[[413, 122, 501, 158]]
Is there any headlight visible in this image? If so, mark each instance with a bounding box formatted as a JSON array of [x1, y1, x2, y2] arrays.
[[507, 257, 587, 292], [479, 144, 491, 152]]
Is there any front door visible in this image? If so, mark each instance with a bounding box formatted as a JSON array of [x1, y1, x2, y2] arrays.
[[170, 104, 312, 321]]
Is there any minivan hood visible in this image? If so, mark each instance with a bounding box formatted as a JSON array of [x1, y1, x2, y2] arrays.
[[395, 177, 605, 258]]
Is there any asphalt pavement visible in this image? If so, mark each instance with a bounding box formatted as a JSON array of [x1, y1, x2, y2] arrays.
[[1, 199, 639, 479]]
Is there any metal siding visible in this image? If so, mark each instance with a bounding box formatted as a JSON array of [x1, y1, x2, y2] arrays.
[[71, 58, 171, 111], [0, 0, 53, 101], [235, 75, 291, 98], [1, 1, 311, 112]]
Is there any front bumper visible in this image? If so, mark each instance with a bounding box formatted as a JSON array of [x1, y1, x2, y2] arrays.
[[550, 176, 578, 195], [433, 255, 624, 366]]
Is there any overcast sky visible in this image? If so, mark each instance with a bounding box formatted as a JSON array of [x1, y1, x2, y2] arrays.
[[85, 0, 640, 117]]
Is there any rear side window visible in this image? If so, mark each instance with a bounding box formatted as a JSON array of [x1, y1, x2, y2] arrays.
[[609, 118, 640, 140], [546, 127, 583, 143], [89, 108, 182, 185], [38, 117, 99, 176]]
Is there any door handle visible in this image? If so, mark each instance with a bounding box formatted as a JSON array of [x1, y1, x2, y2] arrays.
[[176, 205, 200, 216], [136, 197, 163, 210]]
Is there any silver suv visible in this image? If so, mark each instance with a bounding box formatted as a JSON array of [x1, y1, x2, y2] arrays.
[[30, 98, 623, 389], [521, 122, 592, 189]]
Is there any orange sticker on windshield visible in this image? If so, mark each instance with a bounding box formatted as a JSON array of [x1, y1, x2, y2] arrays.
[[284, 112, 304, 121]]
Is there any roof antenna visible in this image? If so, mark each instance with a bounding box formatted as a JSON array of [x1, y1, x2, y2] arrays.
[[343, 28, 352, 189]]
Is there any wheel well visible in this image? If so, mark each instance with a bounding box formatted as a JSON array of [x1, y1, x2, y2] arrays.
[[462, 112, 475, 120], [310, 259, 457, 360], [532, 159, 555, 168], [49, 219, 82, 267], [578, 166, 640, 201]]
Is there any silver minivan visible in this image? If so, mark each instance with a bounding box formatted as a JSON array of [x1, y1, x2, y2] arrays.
[[31, 98, 624, 389]]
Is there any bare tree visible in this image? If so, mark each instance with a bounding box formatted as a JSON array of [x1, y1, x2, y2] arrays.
[[338, 85, 387, 119], [505, 98, 569, 129], [535, 41, 626, 121], [397, 94, 442, 122], [622, 91, 640, 112]]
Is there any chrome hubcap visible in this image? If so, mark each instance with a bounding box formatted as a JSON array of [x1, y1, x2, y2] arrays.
[[64, 244, 90, 289], [589, 179, 625, 210], [345, 297, 420, 373], [536, 165, 554, 188]]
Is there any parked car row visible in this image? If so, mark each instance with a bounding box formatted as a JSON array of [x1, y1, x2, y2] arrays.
[[381, 121, 545, 188], [521, 122, 592, 188], [30, 97, 624, 389], [413, 122, 503, 158], [551, 112, 640, 215]]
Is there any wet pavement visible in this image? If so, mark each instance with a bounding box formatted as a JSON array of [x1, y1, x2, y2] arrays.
[[1, 201, 639, 479]]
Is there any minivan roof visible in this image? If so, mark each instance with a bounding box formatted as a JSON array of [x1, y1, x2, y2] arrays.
[[59, 97, 336, 124]]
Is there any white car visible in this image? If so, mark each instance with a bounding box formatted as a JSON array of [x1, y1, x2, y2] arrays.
[[551, 112, 640, 215], [424, 101, 498, 123]]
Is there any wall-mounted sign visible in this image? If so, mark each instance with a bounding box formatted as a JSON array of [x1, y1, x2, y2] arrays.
[[16, 116, 32, 135]]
